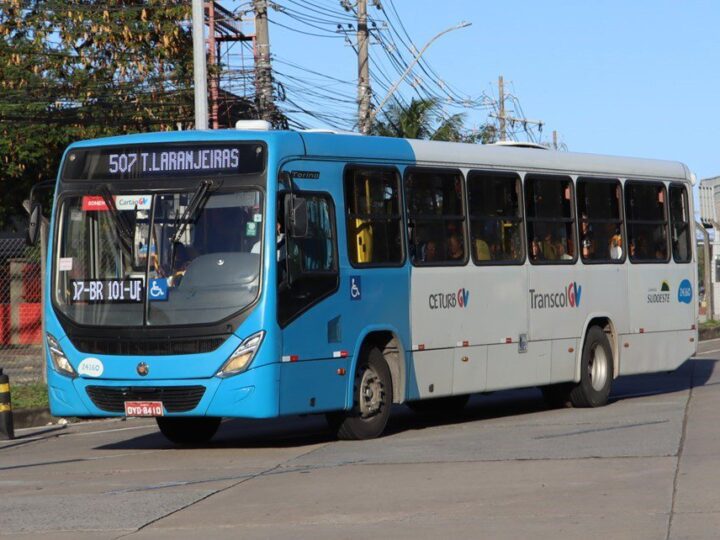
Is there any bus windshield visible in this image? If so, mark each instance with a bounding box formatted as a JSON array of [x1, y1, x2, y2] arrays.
[[54, 189, 263, 327]]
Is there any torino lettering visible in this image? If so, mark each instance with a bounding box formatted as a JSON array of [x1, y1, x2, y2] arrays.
[[529, 282, 582, 310]]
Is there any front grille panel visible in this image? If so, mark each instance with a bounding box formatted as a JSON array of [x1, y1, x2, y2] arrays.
[[72, 336, 226, 356], [86, 385, 206, 413]]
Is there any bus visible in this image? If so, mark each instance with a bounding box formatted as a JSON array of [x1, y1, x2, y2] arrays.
[[31, 125, 698, 443]]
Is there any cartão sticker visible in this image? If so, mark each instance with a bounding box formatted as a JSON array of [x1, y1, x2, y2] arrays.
[[253, 213, 263, 223], [78, 357, 104, 377], [246, 222, 258, 236], [115, 195, 152, 211]]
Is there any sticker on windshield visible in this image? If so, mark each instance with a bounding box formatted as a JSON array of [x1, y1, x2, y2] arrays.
[[70, 209, 82, 222], [148, 278, 169, 301], [58, 257, 73, 272], [70, 279, 143, 303], [246, 222, 258, 236], [116, 195, 151, 211], [78, 357, 104, 378], [253, 213, 263, 222], [81, 196, 109, 212]]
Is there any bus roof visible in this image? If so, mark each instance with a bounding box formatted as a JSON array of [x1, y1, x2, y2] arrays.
[[66, 129, 691, 182]]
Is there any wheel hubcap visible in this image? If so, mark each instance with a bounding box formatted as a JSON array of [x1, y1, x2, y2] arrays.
[[359, 366, 384, 418], [588, 344, 609, 391]]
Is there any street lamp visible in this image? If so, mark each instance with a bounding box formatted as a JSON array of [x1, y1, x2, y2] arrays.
[[364, 21, 472, 133]]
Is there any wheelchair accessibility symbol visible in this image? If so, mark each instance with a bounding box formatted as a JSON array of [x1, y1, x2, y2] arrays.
[[148, 278, 168, 301], [350, 275, 361, 301]]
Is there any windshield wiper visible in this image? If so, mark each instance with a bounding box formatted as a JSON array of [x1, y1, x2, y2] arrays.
[[98, 185, 134, 246], [170, 180, 213, 245]]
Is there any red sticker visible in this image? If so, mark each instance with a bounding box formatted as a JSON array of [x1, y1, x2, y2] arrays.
[[81, 196, 109, 211]]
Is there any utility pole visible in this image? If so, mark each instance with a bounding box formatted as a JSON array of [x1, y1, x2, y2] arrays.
[[357, 0, 371, 134], [498, 75, 506, 141], [490, 74, 544, 143], [253, 0, 275, 123], [192, 0, 208, 130], [553, 130, 558, 150]]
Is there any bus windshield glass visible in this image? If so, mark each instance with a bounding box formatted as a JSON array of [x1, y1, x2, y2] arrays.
[[54, 189, 263, 327]]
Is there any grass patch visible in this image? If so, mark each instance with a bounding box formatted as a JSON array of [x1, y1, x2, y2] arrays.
[[10, 382, 49, 410]]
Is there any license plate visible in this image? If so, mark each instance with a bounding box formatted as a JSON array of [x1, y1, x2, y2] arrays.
[[124, 401, 164, 417]]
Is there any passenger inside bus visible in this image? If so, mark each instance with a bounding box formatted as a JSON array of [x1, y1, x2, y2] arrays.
[[580, 214, 595, 258], [530, 237, 544, 261], [447, 234, 464, 261], [609, 229, 623, 259]]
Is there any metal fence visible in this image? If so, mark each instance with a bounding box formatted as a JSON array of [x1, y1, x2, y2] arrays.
[[0, 234, 45, 384]]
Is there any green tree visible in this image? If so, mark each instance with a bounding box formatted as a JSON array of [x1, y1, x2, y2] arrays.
[[370, 97, 497, 144], [0, 1, 195, 229], [370, 97, 465, 141]]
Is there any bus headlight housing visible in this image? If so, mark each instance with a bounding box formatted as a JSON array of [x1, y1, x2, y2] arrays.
[[217, 331, 265, 377], [46, 333, 77, 378]]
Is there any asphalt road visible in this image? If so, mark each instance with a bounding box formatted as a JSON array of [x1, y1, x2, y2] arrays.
[[2, 340, 720, 539]]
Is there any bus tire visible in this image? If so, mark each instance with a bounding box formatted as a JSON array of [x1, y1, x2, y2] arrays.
[[156, 417, 222, 445], [570, 326, 613, 408], [406, 395, 470, 415], [328, 346, 393, 440]]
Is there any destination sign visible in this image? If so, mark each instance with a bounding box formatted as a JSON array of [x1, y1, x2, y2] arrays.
[[62, 143, 265, 181], [70, 279, 144, 304]]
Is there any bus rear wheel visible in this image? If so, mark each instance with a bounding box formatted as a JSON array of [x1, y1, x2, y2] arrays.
[[570, 326, 613, 408], [156, 417, 222, 445], [327, 346, 393, 440]]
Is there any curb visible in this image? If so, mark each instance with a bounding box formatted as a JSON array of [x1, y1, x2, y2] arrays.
[[13, 407, 54, 430], [699, 327, 720, 341]]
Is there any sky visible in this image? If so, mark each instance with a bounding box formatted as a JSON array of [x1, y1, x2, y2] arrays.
[[226, 0, 720, 182]]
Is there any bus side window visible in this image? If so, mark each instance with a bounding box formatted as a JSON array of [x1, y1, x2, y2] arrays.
[[525, 175, 576, 264], [577, 178, 623, 263], [404, 168, 467, 265], [467, 171, 523, 264], [625, 181, 668, 263], [344, 167, 403, 266], [669, 184, 691, 263]]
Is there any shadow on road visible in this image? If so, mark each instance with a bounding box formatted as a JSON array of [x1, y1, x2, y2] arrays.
[[95, 358, 717, 452]]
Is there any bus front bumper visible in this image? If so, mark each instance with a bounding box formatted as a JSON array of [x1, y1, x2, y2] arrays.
[[47, 362, 281, 419]]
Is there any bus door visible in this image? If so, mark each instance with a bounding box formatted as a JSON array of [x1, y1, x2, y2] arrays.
[[465, 172, 530, 392], [524, 175, 578, 387]]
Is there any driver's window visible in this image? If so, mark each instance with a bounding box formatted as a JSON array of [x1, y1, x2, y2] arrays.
[[278, 192, 338, 326]]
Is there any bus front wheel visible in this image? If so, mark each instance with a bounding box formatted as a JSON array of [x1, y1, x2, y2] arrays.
[[570, 326, 613, 407], [156, 416, 222, 445], [327, 346, 393, 440]]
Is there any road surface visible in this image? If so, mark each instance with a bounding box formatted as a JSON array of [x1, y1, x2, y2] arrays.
[[2, 339, 719, 539]]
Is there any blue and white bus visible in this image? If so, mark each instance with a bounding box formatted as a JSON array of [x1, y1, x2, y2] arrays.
[[35, 124, 697, 442]]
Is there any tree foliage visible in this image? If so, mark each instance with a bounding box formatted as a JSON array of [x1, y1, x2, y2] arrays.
[[370, 97, 498, 144], [0, 1, 194, 229]]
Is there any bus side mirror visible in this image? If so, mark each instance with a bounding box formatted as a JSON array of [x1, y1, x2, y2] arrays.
[[286, 194, 308, 239], [26, 201, 42, 247]]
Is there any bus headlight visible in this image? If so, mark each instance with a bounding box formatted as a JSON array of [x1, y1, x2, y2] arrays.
[[217, 331, 265, 377], [46, 333, 77, 378]]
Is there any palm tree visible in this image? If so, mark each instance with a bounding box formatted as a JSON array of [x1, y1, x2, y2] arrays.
[[370, 97, 466, 142]]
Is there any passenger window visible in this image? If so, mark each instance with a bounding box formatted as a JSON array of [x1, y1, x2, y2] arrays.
[[625, 182, 668, 262], [525, 175, 576, 264], [404, 168, 466, 265], [467, 171, 523, 264], [577, 179, 624, 263], [344, 167, 403, 266], [670, 184, 692, 263]]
